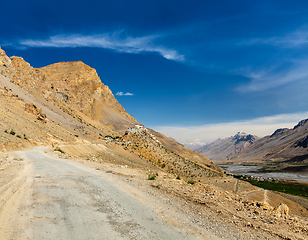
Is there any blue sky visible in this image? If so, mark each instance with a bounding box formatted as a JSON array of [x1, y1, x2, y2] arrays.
[[1, 0, 308, 146]]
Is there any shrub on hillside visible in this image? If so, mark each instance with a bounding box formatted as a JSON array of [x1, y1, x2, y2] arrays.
[[148, 173, 156, 180], [187, 180, 195, 185]]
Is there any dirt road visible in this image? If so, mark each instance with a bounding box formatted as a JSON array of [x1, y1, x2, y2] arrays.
[[0, 148, 215, 240]]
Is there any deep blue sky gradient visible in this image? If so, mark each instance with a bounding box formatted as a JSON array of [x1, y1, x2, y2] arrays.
[[1, 0, 308, 143]]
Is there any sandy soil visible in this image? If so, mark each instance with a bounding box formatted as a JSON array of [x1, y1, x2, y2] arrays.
[[0, 151, 33, 238]]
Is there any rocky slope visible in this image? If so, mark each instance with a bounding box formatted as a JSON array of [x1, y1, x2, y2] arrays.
[[122, 127, 223, 179], [196, 132, 259, 161], [0, 86, 77, 151]]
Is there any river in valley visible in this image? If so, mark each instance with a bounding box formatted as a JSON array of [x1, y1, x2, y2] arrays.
[[219, 164, 308, 183]]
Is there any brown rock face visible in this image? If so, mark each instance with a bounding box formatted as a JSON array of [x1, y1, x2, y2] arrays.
[[0, 47, 15, 78], [25, 103, 42, 115], [274, 203, 289, 217], [10, 57, 136, 133]]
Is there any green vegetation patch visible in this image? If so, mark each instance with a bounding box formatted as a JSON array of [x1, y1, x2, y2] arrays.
[[54, 148, 65, 154], [289, 163, 308, 166], [187, 180, 195, 185], [148, 173, 157, 180], [105, 135, 120, 140], [239, 178, 308, 199], [261, 166, 283, 172]]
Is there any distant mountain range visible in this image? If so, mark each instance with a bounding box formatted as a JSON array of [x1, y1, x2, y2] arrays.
[[195, 132, 259, 161], [196, 119, 308, 163]]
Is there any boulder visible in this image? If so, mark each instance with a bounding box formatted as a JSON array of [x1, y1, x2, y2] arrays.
[[274, 203, 289, 217]]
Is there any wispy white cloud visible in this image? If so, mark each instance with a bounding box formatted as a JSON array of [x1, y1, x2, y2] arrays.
[[152, 112, 308, 146], [239, 28, 308, 48], [116, 91, 134, 96], [236, 60, 308, 92], [12, 33, 184, 61], [236, 27, 308, 93]]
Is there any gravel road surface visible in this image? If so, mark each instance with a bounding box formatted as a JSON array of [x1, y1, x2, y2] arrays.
[[8, 148, 207, 240]]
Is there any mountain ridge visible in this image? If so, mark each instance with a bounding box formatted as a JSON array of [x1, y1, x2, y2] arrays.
[[197, 118, 308, 163], [196, 132, 259, 161]]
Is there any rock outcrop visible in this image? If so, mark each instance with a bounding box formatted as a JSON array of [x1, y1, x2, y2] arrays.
[[25, 103, 47, 123], [25, 103, 43, 115], [274, 203, 289, 217], [10, 57, 136, 133], [0, 47, 15, 78]]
